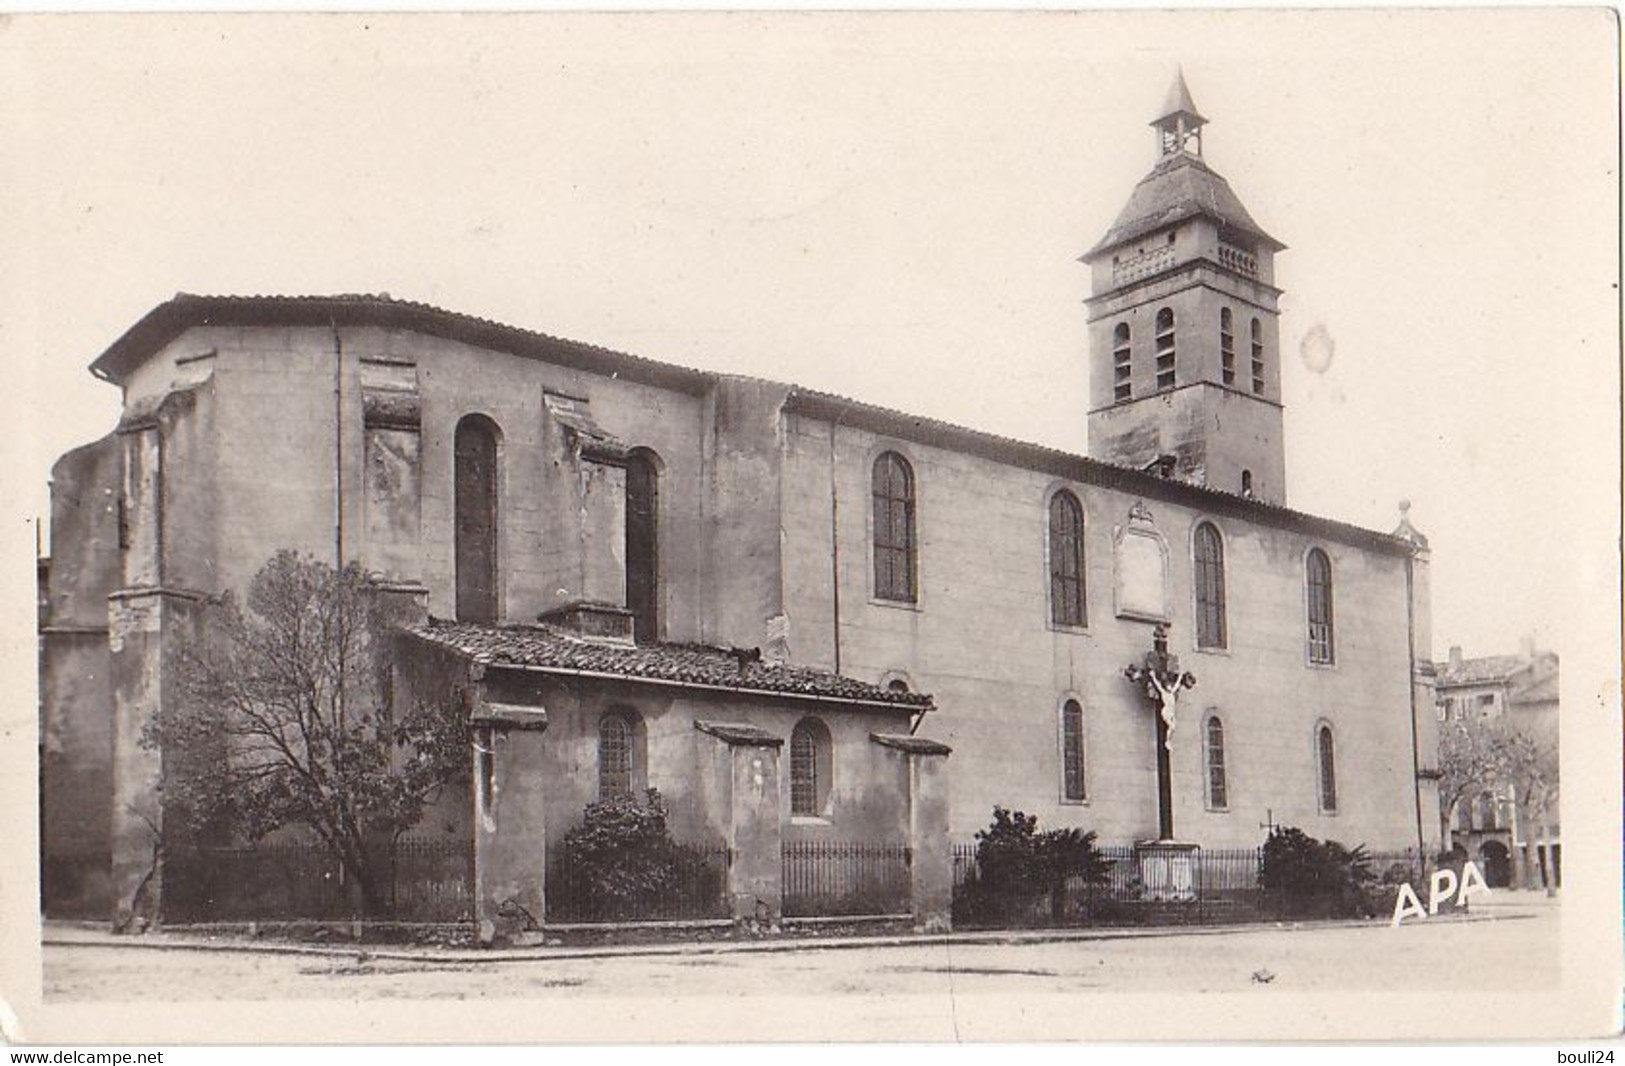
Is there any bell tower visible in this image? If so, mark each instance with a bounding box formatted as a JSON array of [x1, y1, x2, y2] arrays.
[[1082, 70, 1289, 504]]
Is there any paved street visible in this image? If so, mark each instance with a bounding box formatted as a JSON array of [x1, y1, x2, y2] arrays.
[[43, 893, 1557, 1002]]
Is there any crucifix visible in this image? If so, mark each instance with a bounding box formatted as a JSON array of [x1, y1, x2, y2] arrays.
[[1124, 623, 1197, 841]]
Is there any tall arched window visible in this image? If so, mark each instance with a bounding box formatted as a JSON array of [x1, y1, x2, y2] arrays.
[[1112, 322, 1132, 402], [454, 415, 500, 623], [1250, 317, 1265, 395], [625, 448, 661, 644], [790, 717, 832, 817], [1316, 724, 1338, 813], [1193, 522, 1227, 649], [598, 712, 635, 800], [1060, 699, 1086, 802], [1155, 307, 1176, 390], [1220, 308, 1236, 386], [1306, 548, 1335, 664], [872, 451, 917, 603], [1205, 715, 1228, 809], [1048, 490, 1087, 627]]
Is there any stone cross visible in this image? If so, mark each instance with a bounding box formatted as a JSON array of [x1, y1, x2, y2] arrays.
[[1124, 624, 1198, 841]]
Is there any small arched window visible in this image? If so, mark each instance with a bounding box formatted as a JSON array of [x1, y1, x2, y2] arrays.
[[454, 414, 501, 624], [1306, 548, 1335, 664], [1220, 308, 1236, 386], [872, 451, 917, 603], [790, 717, 833, 818], [1250, 317, 1265, 395], [1048, 490, 1087, 628], [1060, 699, 1086, 802], [1205, 715, 1228, 810], [598, 712, 636, 801], [1194, 522, 1227, 649], [1113, 323, 1132, 402], [1155, 307, 1176, 391], [1316, 724, 1338, 813]]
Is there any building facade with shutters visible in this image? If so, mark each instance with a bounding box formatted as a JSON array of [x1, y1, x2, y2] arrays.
[[38, 73, 1442, 928]]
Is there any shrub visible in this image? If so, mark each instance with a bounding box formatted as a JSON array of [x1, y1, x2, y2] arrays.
[[554, 789, 723, 919], [953, 806, 1112, 927], [1258, 826, 1377, 918]]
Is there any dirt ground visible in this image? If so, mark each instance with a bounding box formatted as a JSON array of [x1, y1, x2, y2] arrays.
[[41, 892, 1558, 1002]]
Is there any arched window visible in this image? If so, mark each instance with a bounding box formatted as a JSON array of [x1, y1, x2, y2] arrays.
[[1060, 699, 1086, 802], [1220, 308, 1236, 386], [1193, 522, 1227, 649], [598, 712, 636, 801], [1316, 724, 1338, 813], [625, 448, 661, 644], [872, 451, 917, 603], [1112, 323, 1132, 402], [790, 717, 832, 818], [1306, 548, 1335, 664], [1241, 469, 1254, 497], [454, 415, 500, 623], [1250, 317, 1265, 395], [1205, 715, 1228, 809], [1155, 307, 1176, 391], [1048, 490, 1087, 627]]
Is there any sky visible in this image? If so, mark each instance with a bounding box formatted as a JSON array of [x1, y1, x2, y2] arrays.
[[2, 10, 1618, 665]]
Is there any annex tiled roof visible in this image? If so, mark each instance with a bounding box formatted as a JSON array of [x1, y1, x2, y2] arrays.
[[1087, 152, 1284, 258], [406, 618, 933, 711]]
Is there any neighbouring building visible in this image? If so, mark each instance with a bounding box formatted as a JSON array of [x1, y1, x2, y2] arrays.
[[1433, 640, 1561, 889], [38, 72, 1443, 934]]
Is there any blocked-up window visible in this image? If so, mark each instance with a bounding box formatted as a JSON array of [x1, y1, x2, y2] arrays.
[[872, 452, 917, 603], [1306, 548, 1335, 664], [454, 415, 501, 624], [1048, 490, 1087, 628]]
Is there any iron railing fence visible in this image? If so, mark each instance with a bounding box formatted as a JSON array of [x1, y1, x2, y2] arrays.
[[544, 841, 732, 924], [782, 840, 911, 918], [163, 839, 474, 924], [952, 842, 1429, 928]]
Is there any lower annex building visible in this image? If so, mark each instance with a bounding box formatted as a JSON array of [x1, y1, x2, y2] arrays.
[[39, 74, 1444, 929]]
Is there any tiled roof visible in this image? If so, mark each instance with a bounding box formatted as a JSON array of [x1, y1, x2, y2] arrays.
[[406, 618, 933, 711], [1435, 654, 1526, 687], [1087, 153, 1284, 257]]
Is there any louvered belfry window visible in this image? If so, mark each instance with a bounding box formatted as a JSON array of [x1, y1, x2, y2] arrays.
[[1194, 522, 1227, 649], [1220, 308, 1236, 386], [872, 452, 917, 602], [1306, 548, 1335, 664], [1155, 307, 1176, 390], [1048, 491, 1087, 627]]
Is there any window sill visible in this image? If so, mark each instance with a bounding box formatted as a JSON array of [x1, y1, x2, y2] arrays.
[[1047, 621, 1092, 637], [1059, 797, 1091, 807], [1204, 805, 1231, 814], [1193, 644, 1231, 657], [790, 815, 833, 827], [869, 596, 922, 613], [1306, 656, 1337, 670]]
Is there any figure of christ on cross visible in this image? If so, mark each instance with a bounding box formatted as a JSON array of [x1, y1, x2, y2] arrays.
[[1123, 624, 1197, 841]]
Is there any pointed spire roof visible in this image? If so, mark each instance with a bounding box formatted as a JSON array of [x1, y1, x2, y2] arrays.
[[1152, 67, 1206, 128]]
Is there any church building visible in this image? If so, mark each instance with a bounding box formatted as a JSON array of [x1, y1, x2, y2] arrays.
[[38, 73, 1443, 933]]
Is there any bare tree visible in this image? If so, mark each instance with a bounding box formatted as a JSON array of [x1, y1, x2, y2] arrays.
[[145, 550, 470, 916]]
